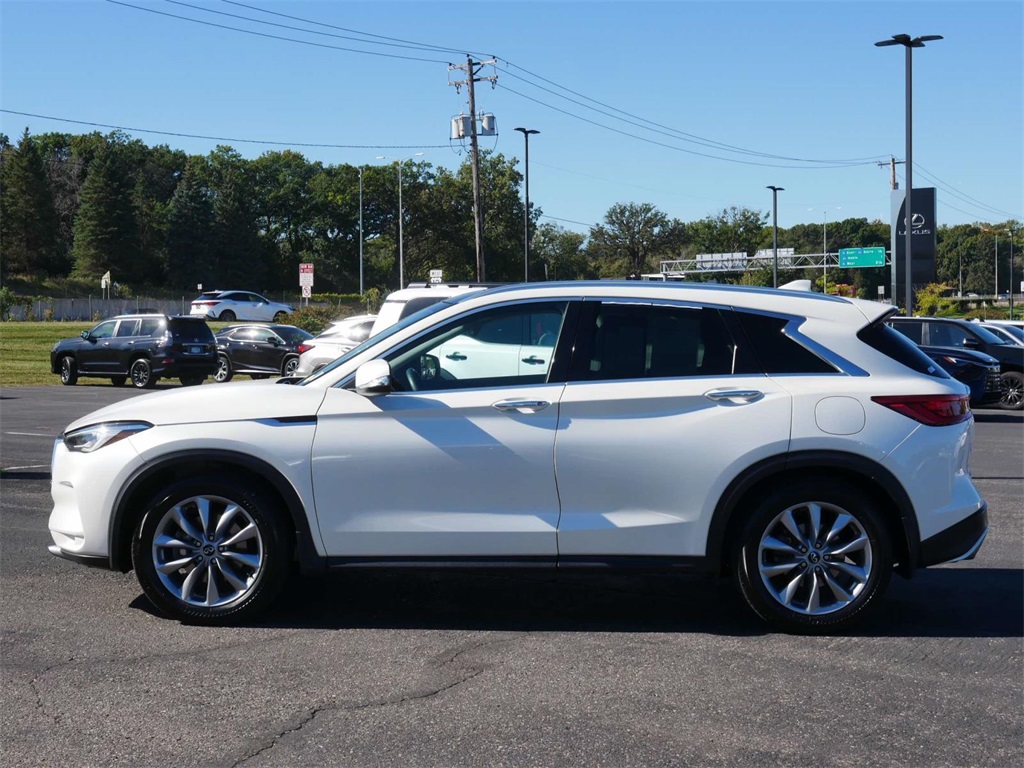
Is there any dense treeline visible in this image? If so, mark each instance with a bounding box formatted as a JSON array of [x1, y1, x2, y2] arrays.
[[0, 129, 1018, 300]]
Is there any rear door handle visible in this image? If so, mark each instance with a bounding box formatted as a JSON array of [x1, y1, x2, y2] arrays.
[[521, 355, 546, 365], [446, 352, 467, 361], [493, 399, 550, 413], [704, 389, 763, 404]]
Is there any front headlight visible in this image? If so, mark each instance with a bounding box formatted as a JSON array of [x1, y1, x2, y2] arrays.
[[62, 421, 153, 453]]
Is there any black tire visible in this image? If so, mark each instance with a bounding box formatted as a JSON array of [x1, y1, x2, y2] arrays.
[[131, 475, 292, 624], [130, 357, 156, 389], [219, 310, 236, 322], [734, 478, 892, 634], [281, 355, 299, 377], [999, 371, 1023, 410], [214, 354, 233, 383], [273, 311, 288, 322], [59, 356, 78, 386], [179, 375, 204, 386], [111, 376, 127, 387]]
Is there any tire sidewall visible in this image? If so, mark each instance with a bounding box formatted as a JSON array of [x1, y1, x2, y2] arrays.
[[130, 358, 154, 389], [735, 479, 893, 634], [60, 356, 77, 385], [214, 354, 232, 383], [1000, 371, 1023, 410], [131, 476, 291, 624], [282, 355, 299, 376]]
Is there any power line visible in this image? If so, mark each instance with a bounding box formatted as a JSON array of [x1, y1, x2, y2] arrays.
[[913, 162, 1018, 221], [105, 0, 451, 64], [0, 109, 450, 150], [219, 0, 485, 58], [496, 83, 879, 170], [500, 63, 887, 166]]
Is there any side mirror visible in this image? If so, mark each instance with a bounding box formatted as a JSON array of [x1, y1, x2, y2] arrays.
[[355, 359, 392, 397], [81, 331, 91, 340], [962, 338, 980, 350]]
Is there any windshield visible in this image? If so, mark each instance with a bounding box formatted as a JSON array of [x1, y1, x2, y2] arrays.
[[971, 324, 1012, 345], [298, 299, 455, 386]]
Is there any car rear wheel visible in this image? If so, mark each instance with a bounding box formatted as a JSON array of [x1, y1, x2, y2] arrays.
[[130, 358, 156, 389], [734, 479, 892, 634], [214, 354, 233, 383], [131, 476, 291, 624], [281, 355, 299, 377], [219, 310, 236, 322], [111, 376, 127, 387], [999, 371, 1023, 410], [59, 356, 78, 385], [179, 376, 204, 386], [273, 311, 288, 322]]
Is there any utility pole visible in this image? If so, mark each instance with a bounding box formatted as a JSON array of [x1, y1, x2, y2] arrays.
[[878, 155, 905, 190], [449, 56, 497, 282]]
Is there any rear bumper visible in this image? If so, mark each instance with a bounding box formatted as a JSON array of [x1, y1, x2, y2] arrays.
[[918, 505, 988, 567], [48, 543, 110, 569]]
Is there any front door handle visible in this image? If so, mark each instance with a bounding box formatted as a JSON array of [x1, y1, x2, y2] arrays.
[[493, 399, 550, 414], [704, 389, 764, 404], [446, 352, 467, 361], [521, 355, 546, 365]]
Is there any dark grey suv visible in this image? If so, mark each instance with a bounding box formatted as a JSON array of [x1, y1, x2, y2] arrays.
[[51, 314, 217, 388]]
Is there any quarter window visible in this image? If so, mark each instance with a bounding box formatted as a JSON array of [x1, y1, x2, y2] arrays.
[[731, 311, 837, 374]]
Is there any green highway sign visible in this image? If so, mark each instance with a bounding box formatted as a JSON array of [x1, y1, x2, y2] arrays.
[[839, 247, 886, 268]]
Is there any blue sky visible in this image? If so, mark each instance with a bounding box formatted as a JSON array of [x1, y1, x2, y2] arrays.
[[1, 0, 1021, 234]]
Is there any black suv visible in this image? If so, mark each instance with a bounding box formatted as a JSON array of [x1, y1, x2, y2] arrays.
[[51, 314, 217, 389], [213, 324, 313, 382], [888, 316, 1024, 410]]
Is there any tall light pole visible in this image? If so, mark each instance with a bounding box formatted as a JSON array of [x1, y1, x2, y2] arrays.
[[875, 33, 943, 314], [995, 232, 999, 297], [514, 127, 540, 282], [766, 186, 784, 288], [1010, 228, 1016, 317], [810, 206, 841, 293], [358, 167, 364, 295], [376, 153, 424, 289]]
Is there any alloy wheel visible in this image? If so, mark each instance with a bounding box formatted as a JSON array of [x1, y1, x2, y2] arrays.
[[756, 500, 873, 616]]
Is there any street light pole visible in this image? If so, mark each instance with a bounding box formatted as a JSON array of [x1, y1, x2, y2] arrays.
[[875, 33, 943, 314], [1010, 228, 1016, 318], [766, 186, 784, 288], [358, 167, 364, 295], [995, 232, 999, 298], [376, 152, 424, 290], [514, 127, 540, 282]]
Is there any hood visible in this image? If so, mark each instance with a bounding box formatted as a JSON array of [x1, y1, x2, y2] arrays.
[[63, 380, 328, 434]]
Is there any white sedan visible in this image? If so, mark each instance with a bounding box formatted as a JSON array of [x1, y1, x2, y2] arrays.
[[190, 291, 294, 322]]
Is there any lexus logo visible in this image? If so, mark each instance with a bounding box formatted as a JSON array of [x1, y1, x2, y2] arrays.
[[911, 212, 926, 228]]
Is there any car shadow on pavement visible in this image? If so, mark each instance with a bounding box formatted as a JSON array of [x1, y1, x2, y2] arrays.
[[973, 411, 1023, 424], [201, 566, 1023, 638]]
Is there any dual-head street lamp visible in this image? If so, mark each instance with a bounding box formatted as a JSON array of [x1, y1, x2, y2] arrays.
[[376, 152, 424, 289], [766, 186, 784, 288], [875, 33, 943, 313], [514, 127, 540, 282]]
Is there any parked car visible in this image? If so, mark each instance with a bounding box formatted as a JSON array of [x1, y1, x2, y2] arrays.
[[888, 316, 1024, 410], [213, 324, 313, 382], [189, 291, 294, 322], [48, 282, 987, 633], [919, 346, 1003, 408], [50, 314, 216, 389], [293, 314, 377, 377], [977, 322, 1024, 346]]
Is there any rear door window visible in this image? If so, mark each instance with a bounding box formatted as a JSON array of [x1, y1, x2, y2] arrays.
[[115, 319, 141, 337]]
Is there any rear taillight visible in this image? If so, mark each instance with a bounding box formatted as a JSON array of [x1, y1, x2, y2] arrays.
[[871, 394, 971, 426], [192, 301, 217, 307], [297, 343, 313, 354]]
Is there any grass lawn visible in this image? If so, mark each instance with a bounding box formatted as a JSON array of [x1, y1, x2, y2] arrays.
[[0, 321, 236, 387]]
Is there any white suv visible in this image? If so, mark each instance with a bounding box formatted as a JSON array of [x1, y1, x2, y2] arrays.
[[48, 282, 987, 633]]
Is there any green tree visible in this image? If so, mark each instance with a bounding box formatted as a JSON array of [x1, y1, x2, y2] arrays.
[[532, 222, 592, 280], [72, 138, 144, 284], [165, 160, 214, 290], [0, 128, 63, 280], [588, 202, 673, 278]]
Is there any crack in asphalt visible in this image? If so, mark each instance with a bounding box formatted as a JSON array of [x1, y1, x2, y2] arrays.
[[230, 636, 511, 766]]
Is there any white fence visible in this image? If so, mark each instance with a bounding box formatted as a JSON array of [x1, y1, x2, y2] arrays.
[[6, 297, 197, 321]]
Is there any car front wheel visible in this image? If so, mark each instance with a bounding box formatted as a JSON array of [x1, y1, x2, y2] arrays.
[[273, 311, 288, 322], [734, 479, 892, 634], [59, 356, 78, 385], [999, 371, 1023, 410], [130, 358, 156, 389], [131, 476, 291, 623]]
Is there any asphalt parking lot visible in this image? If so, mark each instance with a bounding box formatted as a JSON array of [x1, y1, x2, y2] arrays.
[[1, 386, 1021, 767]]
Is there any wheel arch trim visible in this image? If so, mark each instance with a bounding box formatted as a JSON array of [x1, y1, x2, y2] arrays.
[[109, 449, 324, 574], [705, 450, 919, 577]]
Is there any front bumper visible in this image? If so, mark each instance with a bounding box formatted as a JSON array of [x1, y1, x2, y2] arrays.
[[918, 505, 988, 567]]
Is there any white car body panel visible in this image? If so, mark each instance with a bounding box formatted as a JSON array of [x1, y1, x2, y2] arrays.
[[311, 384, 564, 556], [554, 374, 792, 556]]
